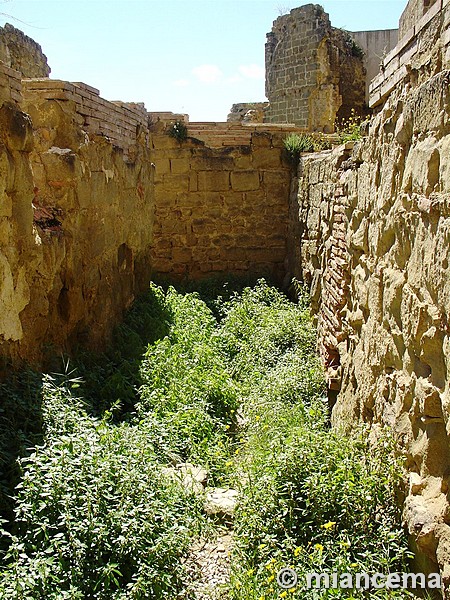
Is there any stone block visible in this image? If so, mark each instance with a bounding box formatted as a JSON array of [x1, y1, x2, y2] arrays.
[[154, 158, 170, 177], [162, 174, 190, 193], [170, 157, 190, 174], [233, 153, 252, 169], [190, 155, 235, 171], [151, 134, 179, 150], [154, 189, 177, 207], [175, 192, 203, 208], [209, 261, 229, 272], [252, 148, 282, 169], [172, 247, 192, 262], [197, 170, 230, 191], [251, 132, 272, 148], [230, 170, 260, 192], [189, 172, 198, 191], [191, 217, 214, 234], [161, 219, 187, 235]]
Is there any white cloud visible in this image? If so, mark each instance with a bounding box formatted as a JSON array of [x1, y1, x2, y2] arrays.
[[192, 64, 223, 83], [226, 75, 243, 84], [173, 78, 190, 87], [238, 64, 265, 80]]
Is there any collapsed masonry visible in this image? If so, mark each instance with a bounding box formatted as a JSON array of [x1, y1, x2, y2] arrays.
[[265, 4, 367, 130], [230, 3, 398, 130], [0, 23, 297, 366]]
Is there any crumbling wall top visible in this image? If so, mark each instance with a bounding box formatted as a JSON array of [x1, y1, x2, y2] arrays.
[[0, 23, 50, 78], [264, 3, 366, 131]]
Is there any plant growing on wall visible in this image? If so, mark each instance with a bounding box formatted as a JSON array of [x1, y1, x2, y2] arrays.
[[283, 133, 331, 166], [335, 109, 365, 143], [168, 120, 188, 142], [341, 30, 365, 59], [283, 133, 314, 165]]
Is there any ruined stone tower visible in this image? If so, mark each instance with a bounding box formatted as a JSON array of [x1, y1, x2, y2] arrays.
[[264, 4, 367, 131]]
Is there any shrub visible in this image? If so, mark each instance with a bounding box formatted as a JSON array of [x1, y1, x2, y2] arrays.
[[0, 279, 411, 600], [216, 284, 411, 600], [229, 405, 411, 599], [0, 377, 203, 599], [168, 119, 188, 142], [136, 286, 239, 474]]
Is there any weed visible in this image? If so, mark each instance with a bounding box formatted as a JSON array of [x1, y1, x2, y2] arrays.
[[283, 133, 332, 166], [283, 133, 315, 164], [0, 279, 412, 599], [0, 381, 202, 598], [168, 119, 188, 142], [335, 109, 366, 143]]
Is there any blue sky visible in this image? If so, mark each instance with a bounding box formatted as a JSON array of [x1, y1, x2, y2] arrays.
[[2, 0, 405, 121]]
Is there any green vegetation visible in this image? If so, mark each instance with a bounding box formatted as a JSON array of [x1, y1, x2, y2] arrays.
[[168, 119, 188, 142], [283, 133, 332, 165], [340, 30, 365, 59], [0, 279, 411, 599], [335, 109, 366, 144], [230, 424, 411, 598]]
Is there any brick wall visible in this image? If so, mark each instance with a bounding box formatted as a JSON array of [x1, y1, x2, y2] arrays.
[[22, 79, 148, 154], [290, 145, 353, 390]]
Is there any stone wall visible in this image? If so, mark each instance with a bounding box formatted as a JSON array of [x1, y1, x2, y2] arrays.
[[350, 29, 398, 102], [227, 103, 268, 123], [400, 0, 440, 37], [0, 30, 296, 365], [291, 0, 450, 589], [0, 81, 154, 367], [150, 126, 292, 282], [370, 0, 450, 109], [1, 8, 450, 588], [0, 61, 22, 104], [0, 23, 50, 78], [264, 4, 366, 130]]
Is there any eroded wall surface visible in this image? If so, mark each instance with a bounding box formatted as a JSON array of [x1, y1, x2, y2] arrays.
[[0, 61, 294, 365], [291, 1, 450, 589], [0, 23, 50, 78], [264, 4, 366, 130], [0, 79, 154, 367], [400, 0, 439, 37]]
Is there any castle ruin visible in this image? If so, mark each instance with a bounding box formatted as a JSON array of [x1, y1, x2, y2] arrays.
[[1, 0, 450, 593]]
